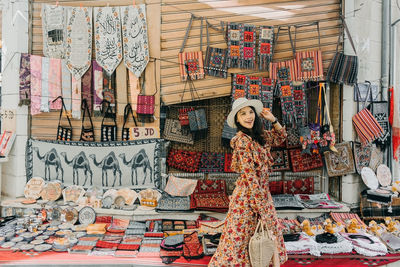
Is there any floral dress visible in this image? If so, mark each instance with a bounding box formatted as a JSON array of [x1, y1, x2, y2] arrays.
[[209, 127, 288, 267]]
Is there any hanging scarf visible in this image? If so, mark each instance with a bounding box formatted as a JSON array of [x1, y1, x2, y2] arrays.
[[278, 80, 297, 127], [258, 26, 274, 71], [293, 81, 307, 127], [92, 60, 103, 116], [19, 53, 31, 105], [30, 55, 42, 116], [390, 87, 400, 161], [241, 24, 256, 69], [49, 58, 62, 110], [247, 76, 261, 100], [116, 62, 127, 117], [40, 57, 50, 112], [71, 76, 81, 119], [128, 71, 140, 111], [227, 22, 242, 69], [122, 5, 149, 77], [42, 4, 65, 59], [231, 74, 248, 102], [65, 7, 92, 79], [81, 64, 93, 111], [61, 60, 72, 113], [94, 7, 123, 76], [103, 71, 116, 113]]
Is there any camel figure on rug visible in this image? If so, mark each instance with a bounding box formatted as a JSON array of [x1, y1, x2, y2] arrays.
[[119, 149, 153, 186], [89, 151, 122, 187], [32, 147, 64, 182], [60, 151, 93, 186]]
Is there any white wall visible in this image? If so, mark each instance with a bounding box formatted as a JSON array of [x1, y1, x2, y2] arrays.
[[1, 0, 29, 198]]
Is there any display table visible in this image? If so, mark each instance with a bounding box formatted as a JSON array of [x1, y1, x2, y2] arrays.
[[277, 205, 350, 219]]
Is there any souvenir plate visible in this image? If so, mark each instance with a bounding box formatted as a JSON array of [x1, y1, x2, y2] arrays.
[[47, 206, 62, 223], [361, 167, 379, 190], [58, 223, 73, 230], [102, 196, 113, 209], [85, 186, 103, 198], [19, 244, 34, 250], [63, 185, 85, 204], [11, 237, 23, 243], [24, 177, 45, 200], [116, 188, 138, 205], [36, 235, 49, 240], [34, 243, 52, 252], [78, 206, 96, 225], [377, 164, 392, 187], [41, 181, 62, 201], [72, 224, 88, 232], [114, 196, 125, 209], [75, 232, 86, 238], [21, 198, 37, 205], [63, 207, 78, 225], [103, 189, 117, 200], [1, 241, 15, 248], [20, 232, 35, 242], [31, 239, 44, 245]]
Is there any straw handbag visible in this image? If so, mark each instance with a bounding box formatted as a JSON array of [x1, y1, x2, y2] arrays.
[[249, 220, 279, 267]]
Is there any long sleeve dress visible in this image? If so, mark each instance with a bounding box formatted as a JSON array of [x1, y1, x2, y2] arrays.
[[208, 127, 288, 267]]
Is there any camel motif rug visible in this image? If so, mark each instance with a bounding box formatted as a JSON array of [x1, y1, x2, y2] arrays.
[[25, 138, 164, 189]]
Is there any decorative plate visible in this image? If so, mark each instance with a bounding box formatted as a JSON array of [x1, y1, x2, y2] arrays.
[[102, 196, 113, 209], [1, 241, 15, 248], [11, 237, 23, 243], [20, 232, 35, 242], [34, 243, 52, 252], [361, 167, 379, 190], [62, 207, 78, 225], [116, 188, 138, 205], [58, 223, 73, 230], [24, 177, 45, 200], [377, 164, 392, 187], [36, 235, 49, 240], [72, 224, 87, 232], [30, 239, 44, 245], [40, 181, 63, 201], [103, 189, 117, 200], [47, 206, 62, 223], [21, 198, 37, 205], [78, 206, 96, 225], [63, 185, 85, 204], [85, 186, 103, 198], [43, 231, 55, 236], [114, 196, 125, 209], [19, 243, 34, 250]]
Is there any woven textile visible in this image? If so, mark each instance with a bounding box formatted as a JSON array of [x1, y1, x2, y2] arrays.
[[188, 109, 208, 132], [103, 71, 116, 112], [270, 59, 297, 81], [178, 51, 205, 81], [289, 149, 323, 172], [269, 181, 284, 195], [324, 142, 356, 177], [42, 4, 65, 59], [199, 152, 225, 173], [390, 87, 400, 160], [178, 107, 194, 127], [81, 64, 92, 111], [260, 77, 274, 110], [231, 74, 248, 102], [221, 121, 237, 148], [163, 119, 194, 145], [327, 52, 358, 85], [241, 24, 257, 69], [71, 77, 81, 119], [65, 7, 92, 80], [92, 60, 103, 115], [371, 101, 391, 147], [227, 22, 242, 68], [48, 58, 62, 110], [94, 7, 122, 77], [167, 149, 202, 172], [297, 214, 329, 226], [295, 50, 323, 81], [270, 149, 291, 171], [194, 179, 226, 194], [273, 194, 304, 210], [164, 174, 197, 197], [224, 153, 233, 173], [353, 142, 372, 174], [258, 26, 274, 71], [330, 212, 367, 228], [30, 55, 42, 116], [353, 108, 384, 145], [278, 80, 297, 127], [19, 53, 31, 105], [292, 82, 307, 127], [156, 192, 191, 212], [183, 232, 204, 259], [208, 173, 239, 195], [247, 76, 262, 100], [122, 5, 149, 77], [204, 47, 228, 78], [191, 179, 229, 211], [284, 177, 314, 194], [41, 57, 50, 113]]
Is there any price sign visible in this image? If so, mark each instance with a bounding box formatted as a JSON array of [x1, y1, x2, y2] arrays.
[[129, 127, 160, 140], [0, 109, 16, 132]]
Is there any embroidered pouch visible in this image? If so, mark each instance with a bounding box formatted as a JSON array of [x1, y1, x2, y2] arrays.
[[194, 179, 227, 194], [269, 181, 284, 195], [164, 175, 198, 197], [54, 96, 72, 141], [80, 99, 95, 142], [178, 107, 194, 127], [191, 193, 229, 212], [199, 152, 225, 173], [164, 234, 184, 247], [136, 69, 157, 123], [324, 142, 356, 177], [163, 119, 194, 145], [270, 149, 291, 171], [183, 231, 204, 259], [188, 109, 208, 132], [289, 149, 323, 172], [167, 149, 202, 172], [204, 22, 228, 78], [199, 220, 225, 234], [284, 177, 314, 195]]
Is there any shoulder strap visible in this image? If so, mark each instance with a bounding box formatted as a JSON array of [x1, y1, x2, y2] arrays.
[[139, 62, 158, 96], [101, 100, 117, 126], [81, 99, 94, 129], [294, 21, 321, 52], [122, 103, 137, 129], [180, 14, 205, 53], [53, 96, 72, 129], [271, 25, 295, 59], [340, 15, 357, 55]]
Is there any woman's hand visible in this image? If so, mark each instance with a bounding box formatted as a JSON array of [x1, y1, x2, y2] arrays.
[[260, 108, 276, 122]]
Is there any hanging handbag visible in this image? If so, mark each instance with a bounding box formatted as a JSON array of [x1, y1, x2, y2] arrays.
[[204, 21, 229, 78], [353, 141, 372, 174], [249, 220, 278, 267], [323, 142, 356, 177], [352, 82, 384, 146], [269, 25, 297, 81], [80, 99, 95, 142], [369, 98, 391, 148], [121, 103, 137, 141], [188, 108, 208, 139], [178, 107, 194, 127], [101, 100, 117, 142], [221, 120, 237, 148], [326, 16, 358, 85], [136, 67, 158, 123], [53, 96, 72, 141], [163, 118, 194, 145], [294, 21, 324, 81], [319, 83, 337, 153], [178, 14, 205, 81]]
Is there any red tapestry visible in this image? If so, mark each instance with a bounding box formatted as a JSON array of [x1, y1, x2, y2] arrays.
[[270, 149, 291, 171], [167, 149, 202, 173], [269, 180, 284, 195], [289, 149, 323, 172], [224, 153, 234, 173], [283, 177, 314, 194]]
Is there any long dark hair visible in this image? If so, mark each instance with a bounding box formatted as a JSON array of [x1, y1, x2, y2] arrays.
[[234, 106, 266, 146]]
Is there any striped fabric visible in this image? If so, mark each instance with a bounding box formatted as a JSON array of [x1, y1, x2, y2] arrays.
[[269, 59, 297, 81], [330, 212, 367, 228], [295, 50, 323, 81], [178, 51, 205, 81], [352, 108, 384, 145], [326, 52, 358, 85]]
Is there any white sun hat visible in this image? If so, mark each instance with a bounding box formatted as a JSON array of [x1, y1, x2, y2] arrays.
[[227, 97, 263, 128]]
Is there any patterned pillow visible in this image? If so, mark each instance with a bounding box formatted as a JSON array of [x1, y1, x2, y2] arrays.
[[283, 177, 314, 195], [289, 149, 323, 172], [269, 181, 284, 195], [167, 149, 202, 173], [270, 149, 291, 171], [199, 152, 225, 173]]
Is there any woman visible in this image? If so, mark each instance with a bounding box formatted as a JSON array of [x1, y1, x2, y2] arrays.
[[209, 98, 288, 266]]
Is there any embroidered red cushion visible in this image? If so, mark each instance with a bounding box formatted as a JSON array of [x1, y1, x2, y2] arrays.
[[167, 149, 202, 173], [283, 177, 314, 194], [289, 149, 323, 172], [224, 153, 234, 173], [269, 180, 284, 195]]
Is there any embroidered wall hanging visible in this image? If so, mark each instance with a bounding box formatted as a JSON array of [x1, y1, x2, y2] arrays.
[[122, 5, 149, 77], [198, 152, 225, 173], [30, 55, 42, 116], [42, 4, 66, 59], [241, 24, 257, 69], [19, 53, 31, 105], [26, 138, 164, 189], [324, 142, 356, 177], [163, 119, 194, 145], [227, 22, 242, 68], [247, 76, 262, 100], [167, 149, 202, 173], [48, 58, 62, 110], [283, 177, 314, 195], [92, 60, 103, 115], [258, 25, 274, 71], [289, 149, 323, 172], [277, 80, 297, 127], [270, 149, 291, 171], [231, 74, 248, 102], [65, 7, 92, 79], [94, 7, 123, 77], [293, 81, 307, 127]]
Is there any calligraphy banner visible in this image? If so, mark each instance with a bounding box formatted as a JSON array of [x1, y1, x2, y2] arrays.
[[65, 7, 93, 80], [122, 5, 149, 77], [42, 4, 66, 59], [26, 138, 165, 189], [94, 7, 123, 77]]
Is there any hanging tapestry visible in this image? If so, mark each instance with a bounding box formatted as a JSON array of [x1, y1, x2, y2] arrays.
[[163, 119, 194, 145], [167, 149, 202, 173], [293, 81, 307, 127], [371, 101, 391, 148], [204, 47, 228, 78], [241, 24, 257, 69], [277, 80, 297, 127], [324, 142, 356, 177], [81, 64, 93, 111], [198, 152, 225, 173], [94, 7, 123, 77], [61, 60, 72, 113], [71, 77, 81, 119], [122, 5, 149, 77], [49, 58, 62, 110], [92, 60, 103, 116], [289, 149, 323, 172], [42, 4, 66, 59], [295, 50, 323, 81], [65, 7, 92, 80], [247, 76, 262, 100], [227, 22, 242, 68], [258, 25, 274, 71], [40, 57, 50, 113], [260, 78, 274, 129], [103, 70, 116, 113], [30, 55, 42, 116], [26, 138, 164, 189], [19, 53, 31, 105], [270, 149, 291, 171], [231, 74, 247, 102], [390, 87, 400, 160]]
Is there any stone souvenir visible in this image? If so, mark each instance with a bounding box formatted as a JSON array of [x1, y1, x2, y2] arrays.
[[34, 243, 52, 252], [116, 188, 138, 205], [63, 185, 85, 204], [40, 181, 62, 201], [62, 207, 78, 225], [78, 206, 96, 225], [24, 177, 45, 200]]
